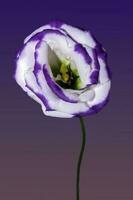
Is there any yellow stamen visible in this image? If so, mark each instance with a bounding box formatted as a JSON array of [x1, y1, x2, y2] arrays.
[[62, 74, 69, 82], [60, 63, 68, 74], [60, 63, 69, 82]]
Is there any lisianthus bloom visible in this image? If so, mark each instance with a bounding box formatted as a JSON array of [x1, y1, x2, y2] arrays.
[[15, 21, 111, 118]]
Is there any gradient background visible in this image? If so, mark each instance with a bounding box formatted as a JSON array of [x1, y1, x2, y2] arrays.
[[0, 0, 133, 199]]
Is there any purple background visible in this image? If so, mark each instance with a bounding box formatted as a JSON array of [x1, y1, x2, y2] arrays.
[[0, 0, 133, 199]]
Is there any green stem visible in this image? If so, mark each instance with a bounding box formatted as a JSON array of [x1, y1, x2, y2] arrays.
[[76, 117, 86, 200]]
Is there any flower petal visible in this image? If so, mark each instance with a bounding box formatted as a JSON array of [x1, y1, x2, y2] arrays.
[[74, 97, 109, 117], [69, 45, 92, 88], [61, 23, 97, 48], [36, 68, 91, 115], [24, 21, 64, 44], [95, 45, 111, 83], [79, 89, 95, 102], [24, 70, 52, 110], [15, 40, 38, 91], [23, 67, 75, 119], [15, 38, 54, 111], [98, 56, 110, 83], [42, 110, 74, 118], [35, 40, 80, 102], [24, 25, 50, 44], [82, 45, 100, 85], [87, 80, 111, 106]]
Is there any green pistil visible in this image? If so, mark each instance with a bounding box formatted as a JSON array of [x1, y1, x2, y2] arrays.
[[51, 60, 81, 90]]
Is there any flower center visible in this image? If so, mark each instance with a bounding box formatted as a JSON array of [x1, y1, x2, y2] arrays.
[[51, 60, 82, 89], [55, 61, 81, 89], [48, 46, 82, 90]]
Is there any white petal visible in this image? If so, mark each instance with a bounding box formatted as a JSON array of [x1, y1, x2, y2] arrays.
[[37, 70, 90, 115], [70, 50, 91, 87], [25, 70, 41, 93], [24, 25, 51, 43], [15, 40, 48, 112], [42, 31, 74, 61], [79, 89, 95, 102], [56, 100, 89, 114], [15, 40, 38, 91], [87, 81, 111, 106], [61, 24, 96, 48], [98, 56, 110, 83], [25, 87, 46, 109], [36, 41, 79, 101], [44, 110, 73, 118], [37, 70, 59, 107], [42, 107, 73, 118]]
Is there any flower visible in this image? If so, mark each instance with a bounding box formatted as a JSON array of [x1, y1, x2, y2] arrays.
[[15, 21, 111, 118]]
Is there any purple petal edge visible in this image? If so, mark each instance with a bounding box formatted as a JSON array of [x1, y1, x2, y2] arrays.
[[33, 49, 41, 75], [95, 44, 112, 80], [29, 29, 64, 42], [92, 48, 100, 70], [25, 83, 52, 111], [75, 43, 92, 64], [89, 70, 99, 84], [49, 20, 64, 28], [43, 65, 78, 103], [74, 96, 109, 117]]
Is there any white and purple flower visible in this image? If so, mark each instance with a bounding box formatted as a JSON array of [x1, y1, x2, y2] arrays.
[[15, 21, 111, 118]]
